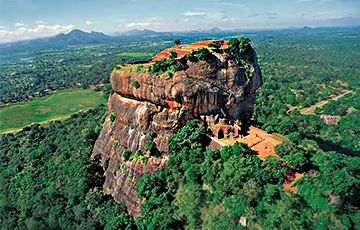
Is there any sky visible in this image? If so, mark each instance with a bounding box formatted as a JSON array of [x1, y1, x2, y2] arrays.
[[0, 0, 359, 43]]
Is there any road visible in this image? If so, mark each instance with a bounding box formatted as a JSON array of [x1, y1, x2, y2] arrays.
[[300, 90, 353, 115]]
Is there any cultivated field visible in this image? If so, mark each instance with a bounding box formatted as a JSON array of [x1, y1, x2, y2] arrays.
[[0, 89, 106, 133]]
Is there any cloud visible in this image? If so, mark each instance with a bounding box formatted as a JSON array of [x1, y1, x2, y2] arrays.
[[182, 11, 206, 17], [36, 20, 47, 24], [217, 2, 245, 7], [125, 22, 150, 27], [0, 24, 76, 43], [85, 20, 94, 25], [14, 22, 28, 27], [246, 13, 260, 18], [181, 18, 190, 22], [124, 18, 162, 28], [0, 25, 8, 29]]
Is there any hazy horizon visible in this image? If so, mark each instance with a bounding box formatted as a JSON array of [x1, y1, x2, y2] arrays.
[[1, 0, 359, 43]]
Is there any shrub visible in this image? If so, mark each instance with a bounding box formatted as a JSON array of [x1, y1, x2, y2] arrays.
[[135, 65, 144, 73], [113, 140, 118, 151], [239, 37, 252, 54], [186, 52, 198, 63], [195, 48, 214, 63], [103, 158, 110, 170], [184, 108, 193, 115], [142, 156, 149, 165], [148, 131, 157, 139], [123, 149, 134, 161], [132, 81, 140, 89], [169, 51, 178, 59], [144, 140, 157, 153], [150, 57, 183, 75], [135, 150, 144, 158], [228, 37, 239, 46], [173, 39, 180, 46], [123, 150, 133, 161], [117, 164, 127, 173], [109, 112, 116, 122], [208, 42, 220, 48], [165, 72, 173, 80]]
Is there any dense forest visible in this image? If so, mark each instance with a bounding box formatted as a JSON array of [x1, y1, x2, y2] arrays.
[[1, 27, 359, 229], [135, 120, 360, 229], [0, 105, 136, 229], [2, 115, 358, 229], [251, 29, 360, 153]]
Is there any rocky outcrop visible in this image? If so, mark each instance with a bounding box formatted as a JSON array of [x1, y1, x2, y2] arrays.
[[91, 40, 263, 217]]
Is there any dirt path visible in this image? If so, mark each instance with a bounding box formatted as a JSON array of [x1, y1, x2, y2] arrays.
[[300, 90, 353, 114]]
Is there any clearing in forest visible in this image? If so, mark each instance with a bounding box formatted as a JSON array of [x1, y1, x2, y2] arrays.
[[299, 90, 353, 114], [0, 88, 106, 133]]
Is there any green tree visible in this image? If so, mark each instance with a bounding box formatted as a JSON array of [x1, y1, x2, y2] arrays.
[[123, 150, 133, 161], [173, 39, 181, 46]]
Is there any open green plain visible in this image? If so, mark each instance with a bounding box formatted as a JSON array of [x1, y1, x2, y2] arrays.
[[0, 89, 106, 133], [116, 52, 153, 57]]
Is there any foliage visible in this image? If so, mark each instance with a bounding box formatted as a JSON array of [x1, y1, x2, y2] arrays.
[[109, 112, 116, 122], [149, 57, 183, 75], [169, 51, 178, 59], [132, 80, 140, 89], [165, 72, 173, 80], [136, 119, 360, 229], [148, 130, 157, 139], [207, 42, 221, 49], [228, 37, 252, 55], [123, 150, 133, 161], [1, 27, 359, 230], [173, 39, 180, 46], [194, 48, 214, 63], [0, 106, 135, 229]]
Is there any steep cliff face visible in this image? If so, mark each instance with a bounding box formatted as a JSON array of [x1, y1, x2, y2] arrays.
[[91, 40, 263, 216]]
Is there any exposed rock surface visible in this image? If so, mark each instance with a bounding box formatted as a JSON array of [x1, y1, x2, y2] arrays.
[[91, 40, 263, 217]]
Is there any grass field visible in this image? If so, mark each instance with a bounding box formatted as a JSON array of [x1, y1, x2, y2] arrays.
[[0, 89, 106, 133], [116, 52, 153, 57]]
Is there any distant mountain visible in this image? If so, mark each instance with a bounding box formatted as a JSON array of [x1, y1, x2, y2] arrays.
[[0, 29, 116, 52], [113, 29, 160, 37], [302, 26, 313, 30], [209, 27, 222, 33], [46, 29, 115, 45], [2, 26, 359, 53]]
